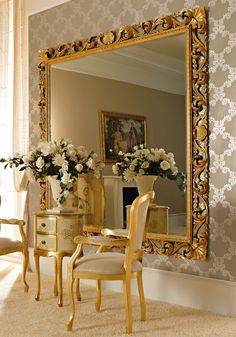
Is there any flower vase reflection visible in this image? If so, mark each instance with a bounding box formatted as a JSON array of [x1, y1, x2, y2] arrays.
[[112, 144, 186, 194], [134, 175, 157, 195]]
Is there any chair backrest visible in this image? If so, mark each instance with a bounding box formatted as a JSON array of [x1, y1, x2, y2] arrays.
[[128, 191, 154, 253], [0, 218, 27, 245]]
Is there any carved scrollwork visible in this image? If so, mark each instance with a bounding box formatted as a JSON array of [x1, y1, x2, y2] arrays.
[[38, 7, 207, 61], [39, 180, 47, 210], [38, 6, 208, 260], [100, 31, 116, 45], [145, 239, 196, 259]]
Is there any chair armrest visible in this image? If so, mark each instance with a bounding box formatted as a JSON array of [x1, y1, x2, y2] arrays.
[[0, 218, 28, 246], [67, 243, 84, 276], [0, 218, 25, 226], [101, 228, 129, 238], [74, 234, 129, 248], [68, 235, 129, 269]]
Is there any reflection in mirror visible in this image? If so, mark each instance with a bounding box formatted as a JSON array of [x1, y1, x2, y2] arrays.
[[50, 33, 187, 238], [39, 6, 208, 259]]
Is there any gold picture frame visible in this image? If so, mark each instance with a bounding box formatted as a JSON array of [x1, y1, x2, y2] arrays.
[[99, 111, 147, 163]]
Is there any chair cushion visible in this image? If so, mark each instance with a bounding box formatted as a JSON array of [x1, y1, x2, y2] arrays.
[[0, 238, 22, 251], [74, 252, 142, 275]]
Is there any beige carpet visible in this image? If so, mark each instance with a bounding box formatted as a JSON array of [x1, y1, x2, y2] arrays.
[[0, 260, 236, 337]]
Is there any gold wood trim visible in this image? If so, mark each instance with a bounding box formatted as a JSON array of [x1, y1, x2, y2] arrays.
[[38, 6, 208, 260]]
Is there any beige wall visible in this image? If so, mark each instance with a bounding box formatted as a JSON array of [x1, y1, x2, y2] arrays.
[[51, 68, 186, 213], [29, 0, 236, 282]]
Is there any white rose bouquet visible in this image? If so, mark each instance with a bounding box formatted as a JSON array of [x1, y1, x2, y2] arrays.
[[0, 138, 105, 205], [112, 144, 186, 193]]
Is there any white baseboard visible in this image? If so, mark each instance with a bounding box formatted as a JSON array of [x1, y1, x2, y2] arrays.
[[28, 248, 236, 316], [142, 268, 236, 316]]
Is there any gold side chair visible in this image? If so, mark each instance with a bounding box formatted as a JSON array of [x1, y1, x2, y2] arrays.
[[0, 218, 29, 292], [66, 191, 154, 334]]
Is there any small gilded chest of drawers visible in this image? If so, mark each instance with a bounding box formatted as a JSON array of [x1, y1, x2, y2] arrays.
[[34, 212, 82, 306], [35, 212, 81, 253]]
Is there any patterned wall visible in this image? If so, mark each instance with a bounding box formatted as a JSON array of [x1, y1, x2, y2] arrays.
[[29, 0, 236, 282]]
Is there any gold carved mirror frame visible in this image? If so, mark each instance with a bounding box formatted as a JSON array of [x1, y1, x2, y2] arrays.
[[38, 6, 208, 260]]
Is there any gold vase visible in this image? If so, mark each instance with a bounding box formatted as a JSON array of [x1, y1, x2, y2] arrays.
[[134, 175, 157, 195]]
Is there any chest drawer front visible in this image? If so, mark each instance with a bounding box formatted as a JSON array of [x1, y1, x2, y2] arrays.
[[36, 217, 56, 234], [36, 234, 56, 251], [58, 216, 81, 251]]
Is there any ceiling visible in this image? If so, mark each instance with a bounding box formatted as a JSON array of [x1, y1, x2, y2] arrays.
[[29, 0, 71, 16], [30, 0, 186, 95], [53, 34, 186, 95]]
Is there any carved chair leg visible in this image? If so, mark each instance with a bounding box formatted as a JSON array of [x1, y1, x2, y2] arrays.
[[67, 275, 75, 331], [34, 254, 40, 301], [137, 272, 146, 321], [57, 255, 63, 307], [54, 256, 58, 296], [22, 248, 29, 293], [75, 278, 81, 301], [123, 277, 133, 334], [95, 280, 101, 312]]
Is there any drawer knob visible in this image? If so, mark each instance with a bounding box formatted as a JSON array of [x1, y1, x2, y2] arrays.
[[41, 240, 46, 245], [41, 223, 46, 228]]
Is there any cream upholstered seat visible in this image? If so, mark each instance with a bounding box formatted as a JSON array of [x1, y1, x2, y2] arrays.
[[0, 237, 23, 250], [66, 191, 154, 334], [74, 252, 142, 274], [0, 218, 29, 292]]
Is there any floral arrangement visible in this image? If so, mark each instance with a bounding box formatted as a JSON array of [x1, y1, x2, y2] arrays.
[[0, 138, 105, 205], [112, 145, 186, 192]]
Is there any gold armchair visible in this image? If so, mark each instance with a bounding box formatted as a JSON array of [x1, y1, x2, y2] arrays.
[[0, 218, 29, 292], [66, 191, 154, 334]]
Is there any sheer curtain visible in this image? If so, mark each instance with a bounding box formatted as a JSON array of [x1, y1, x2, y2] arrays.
[[0, 0, 29, 238]]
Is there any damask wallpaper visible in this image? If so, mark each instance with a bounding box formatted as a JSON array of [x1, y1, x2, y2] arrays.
[[29, 0, 236, 282]]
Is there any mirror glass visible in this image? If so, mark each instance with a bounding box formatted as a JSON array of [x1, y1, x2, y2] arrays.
[[49, 32, 188, 238]]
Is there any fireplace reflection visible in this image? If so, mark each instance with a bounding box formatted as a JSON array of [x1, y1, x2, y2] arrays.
[[122, 187, 138, 229]]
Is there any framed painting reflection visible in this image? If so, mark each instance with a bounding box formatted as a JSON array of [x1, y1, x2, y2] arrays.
[[99, 111, 147, 163]]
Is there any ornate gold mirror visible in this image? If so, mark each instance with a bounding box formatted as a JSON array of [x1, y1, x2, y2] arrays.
[[38, 6, 208, 260]]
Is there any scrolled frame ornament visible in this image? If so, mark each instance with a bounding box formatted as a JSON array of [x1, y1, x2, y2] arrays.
[[38, 6, 208, 260]]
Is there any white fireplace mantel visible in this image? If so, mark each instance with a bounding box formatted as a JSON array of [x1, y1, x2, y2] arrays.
[[103, 176, 136, 229]]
